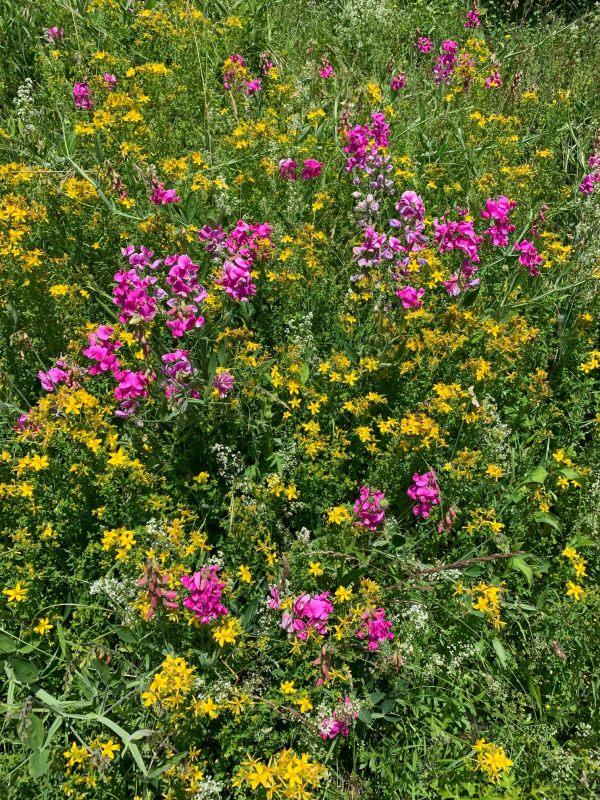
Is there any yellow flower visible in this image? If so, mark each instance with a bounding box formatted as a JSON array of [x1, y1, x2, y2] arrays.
[[308, 561, 324, 576], [280, 680, 296, 695], [64, 741, 90, 768], [212, 617, 242, 647], [327, 506, 351, 525], [334, 585, 353, 603], [3, 582, 28, 603], [33, 617, 53, 635], [196, 697, 219, 718], [237, 565, 253, 583], [295, 695, 313, 713], [566, 581, 584, 600], [99, 738, 121, 760], [486, 464, 504, 480]]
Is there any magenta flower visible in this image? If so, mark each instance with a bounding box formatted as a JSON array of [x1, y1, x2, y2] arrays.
[[416, 36, 433, 53], [396, 285, 425, 310], [465, 6, 481, 27], [319, 59, 334, 79], [38, 363, 70, 392], [481, 195, 516, 247], [181, 566, 228, 623], [285, 592, 334, 639], [72, 81, 93, 110], [83, 325, 122, 375], [514, 240, 543, 277], [245, 78, 262, 95], [407, 471, 440, 518], [267, 585, 280, 610], [301, 159, 323, 180], [113, 369, 153, 401], [353, 486, 386, 531], [433, 216, 481, 262], [46, 27, 64, 42], [102, 73, 118, 90], [434, 41, 458, 85], [356, 607, 394, 650], [279, 158, 298, 180], [390, 72, 406, 91], [213, 370, 235, 398], [318, 697, 358, 740], [484, 70, 502, 89], [579, 174, 599, 194], [150, 182, 180, 205]]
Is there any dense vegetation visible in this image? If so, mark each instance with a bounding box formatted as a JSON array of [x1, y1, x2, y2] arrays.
[[1, 1, 599, 798]]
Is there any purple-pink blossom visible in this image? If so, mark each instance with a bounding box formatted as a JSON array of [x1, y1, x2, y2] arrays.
[[181, 566, 228, 623], [72, 82, 93, 110], [319, 60, 334, 79], [407, 470, 441, 518], [301, 159, 323, 180], [514, 239, 543, 277], [434, 40, 458, 85], [353, 486, 386, 531], [150, 182, 180, 205], [396, 285, 425, 310], [283, 592, 334, 639], [356, 607, 394, 650], [481, 195, 516, 247], [390, 72, 406, 91], [213, 370, 235, 398]]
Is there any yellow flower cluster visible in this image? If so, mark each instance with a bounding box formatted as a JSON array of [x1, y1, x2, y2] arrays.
[[141, 655, 195, 710], [233, 749, 327, 797], [472, 738, 513, 782]]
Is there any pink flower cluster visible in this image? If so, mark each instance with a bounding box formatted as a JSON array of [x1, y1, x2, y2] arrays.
[[318, 697, 359, 740], [162, 349, 198, 399], [396, 285, 424, 309], [278, 158, 323, 180], [514, 240, 542, 277], [416, 36, 433, 53], [407, 470, 441, 518], [319, 59, 334, 79], [223, 54, 262, 95], [465, 6, 481, 27], [343, 111, 390, 172], [356, 607, 394, 650], [200, 219, 272, 302], [433, 215, 481, 263], [484, 70, 502, 89], [434, 40, 458, 85], [82, 324, 153, 414], [443, 259, 480, 297], [164, 253, 207, 337], [150, 182, 180, 205], [390, 72, 406, 91], [38, 360, 72, 391], [102, 73, 118, 90], [353, 486, 386, 530], [281, 592, 334, 640], [181, 566, 228, 623], [114, 245, 163, 325], [46, 27, 64, 42], [72, 81, 93, 110], [481, 195, 516, 248], [213, 370, 235, 398], [579, 154, 600, 194]]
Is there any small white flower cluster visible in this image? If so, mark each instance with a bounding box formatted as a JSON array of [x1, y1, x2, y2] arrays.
[[192, 775, 224, 799]]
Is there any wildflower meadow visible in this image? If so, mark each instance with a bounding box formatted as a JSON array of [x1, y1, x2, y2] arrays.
[[1, 0, 600, 797]]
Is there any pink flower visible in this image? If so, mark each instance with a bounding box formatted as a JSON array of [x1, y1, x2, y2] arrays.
[[83, 325, 122, 375], [465, 6, 481, 27], [353, 486, 386, 530], [481, 195, 516, 247], [285, 592, 334, 639], [213, 370, 235, 398], [38, 364, 70, 391], [318, 697, 358, 740], [301, 159, 322, 180], [579, 174, 599, 194], [46, 27, 64, 42], [279, 158, 298, 180], [245, 78, 262, 95], [434, 41, 458, 85], [514, 239, 543, 277], [150, 182, 180, 205], [484, 70, 502, 89], [396, 285, 424, 309], [218, 256, 256, 301], [416, 36, 433, 54], [102, 73, 118, 89], [356, 607, 394, 650], [72, 82, 93, 110], [433, 216, 481, 262], [113, 369, 153, 401], [181, 566, 228, 623], [162, 349, 195, 398], [407, 470, 440, 518], [319, 60, 334, 79], [390, 72, 406, 91], [267, 585, 280, 610]]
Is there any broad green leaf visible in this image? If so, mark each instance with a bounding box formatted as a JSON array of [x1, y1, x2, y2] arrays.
[[23, 714, 45, 750], [492, 638, 508, 667], [0, 632, 17, 653], [9, 657, 39, 684], [510, 556, 533, 585], [533, 511, 561, 531], [28, 749, 51, 778]]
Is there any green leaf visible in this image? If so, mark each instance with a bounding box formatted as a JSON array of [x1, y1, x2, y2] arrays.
[[358, 706, 372, 725], [115, 626, 138, 644], [522, 466, 548, 485], [147, 750, 188, 779], [0, 632, 17, 653], [533, 511, 561, 531], [509, 556, 533, 585], [492, 638, 508, 667], [242, 598, 259, 630], [28, 749, 51, 778], [299, 362, 310, 384], [8, 657, 39, 684], [23, 714, 45, 750]]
